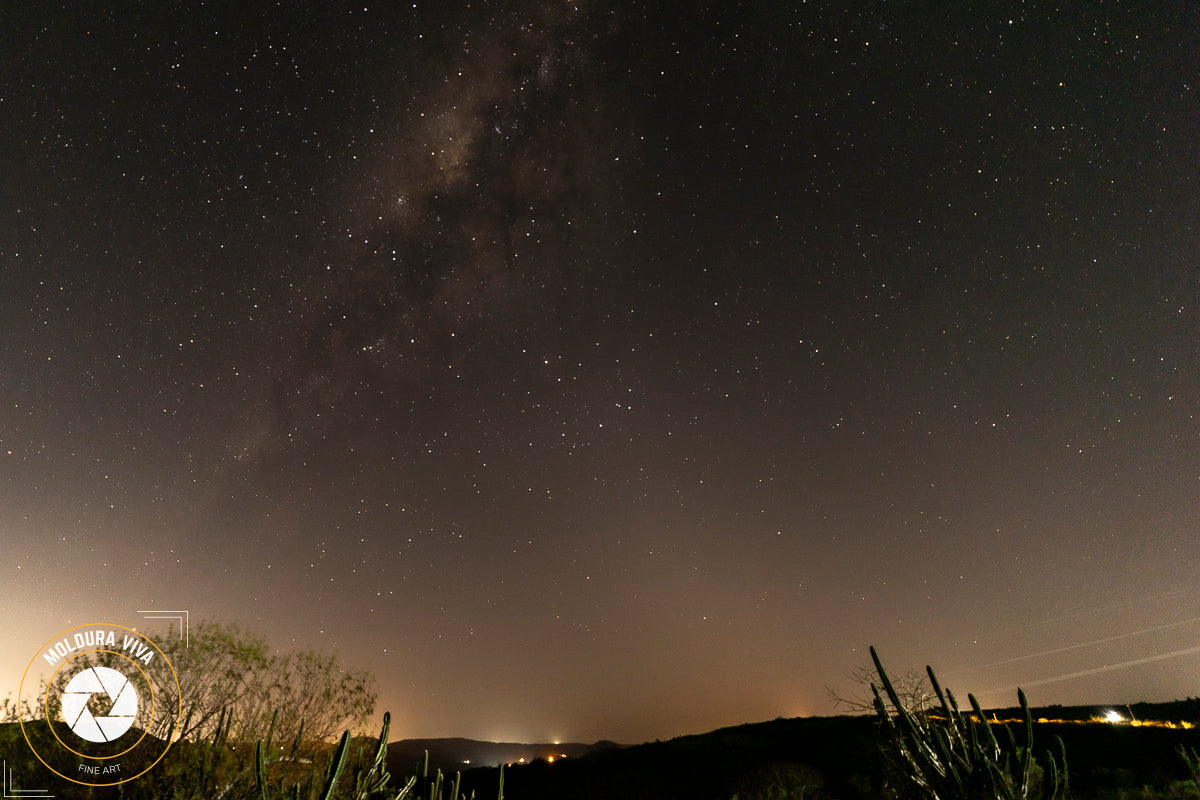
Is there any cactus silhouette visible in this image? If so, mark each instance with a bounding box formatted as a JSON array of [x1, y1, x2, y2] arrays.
[[869, 646, 1067, 800]]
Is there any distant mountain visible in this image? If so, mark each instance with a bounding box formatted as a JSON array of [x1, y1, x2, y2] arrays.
[[385, 736, 625, 777]]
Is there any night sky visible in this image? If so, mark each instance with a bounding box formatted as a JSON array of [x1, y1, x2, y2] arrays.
[[3, 2, 1199, 744]]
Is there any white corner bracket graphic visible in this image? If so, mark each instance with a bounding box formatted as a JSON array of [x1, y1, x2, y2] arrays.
[[3, 760, 53, 798], [137, 610, 190, 648]]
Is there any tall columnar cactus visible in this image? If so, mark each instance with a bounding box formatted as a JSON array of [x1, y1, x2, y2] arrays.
[[869, 646, 1067, 800], [318, 730, 351, 800], [1180, 745, 1200, 800], [348, 712, 417, 800]]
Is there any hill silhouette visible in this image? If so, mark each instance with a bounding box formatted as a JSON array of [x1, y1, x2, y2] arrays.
[[450, 700, 1200, 800]]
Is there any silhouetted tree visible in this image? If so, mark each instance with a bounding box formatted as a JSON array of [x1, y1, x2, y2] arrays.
[[827, 660, 934, 716], [46, 620, 375, 746]]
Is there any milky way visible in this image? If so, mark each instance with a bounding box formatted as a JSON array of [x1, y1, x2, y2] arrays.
[[2, 2, 1199, 743]]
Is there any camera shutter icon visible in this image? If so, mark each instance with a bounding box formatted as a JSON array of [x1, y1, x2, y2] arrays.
[[61, 666, 139, 742]]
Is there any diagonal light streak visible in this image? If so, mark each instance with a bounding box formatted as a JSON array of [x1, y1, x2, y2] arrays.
[[963, 582, 1200, 643], [946, 617, 1200, 675], [986, 644, 1200, 693]]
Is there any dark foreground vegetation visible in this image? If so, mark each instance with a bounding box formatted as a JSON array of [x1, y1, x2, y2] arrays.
[[0, 711, 504, 800], [4, 704, 1199, 800], [3, 632, 1199, 799]]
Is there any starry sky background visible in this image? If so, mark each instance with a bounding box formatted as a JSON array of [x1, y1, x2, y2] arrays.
[[2, 2, 1199, 744]]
